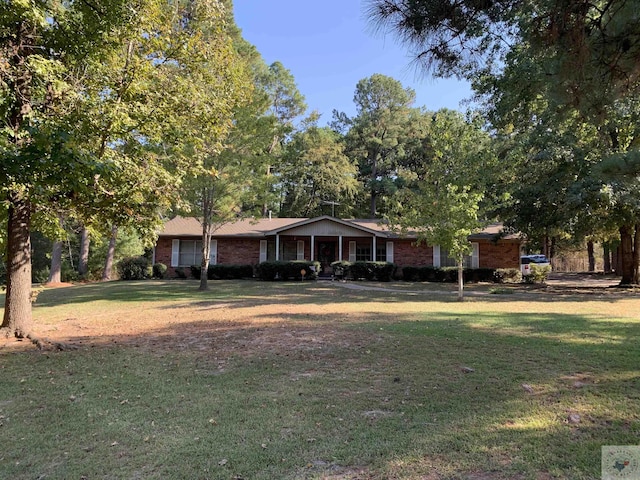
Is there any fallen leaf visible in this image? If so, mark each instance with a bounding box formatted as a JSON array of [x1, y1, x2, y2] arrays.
[[218, 458, 228, 466]]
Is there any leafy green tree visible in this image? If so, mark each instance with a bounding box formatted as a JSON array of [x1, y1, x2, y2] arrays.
[[367, 0, 640, 283], [387, 110, 498, 300], [279, 122, 359, 218], [333, 74, 415, 217], [0, 0, 249, 338]]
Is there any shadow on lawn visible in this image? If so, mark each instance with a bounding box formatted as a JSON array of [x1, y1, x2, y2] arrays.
[[28, 279, 640, 312], [2, 305, 639, 479]]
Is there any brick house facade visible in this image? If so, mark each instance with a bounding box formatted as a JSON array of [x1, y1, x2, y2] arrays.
[[153, 216, 521, 278]]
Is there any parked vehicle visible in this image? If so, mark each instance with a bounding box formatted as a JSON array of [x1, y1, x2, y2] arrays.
[[520, 255, 551, 276]]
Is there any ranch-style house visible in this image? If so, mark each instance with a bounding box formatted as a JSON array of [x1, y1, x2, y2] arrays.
[[153, 215, 521, 278]]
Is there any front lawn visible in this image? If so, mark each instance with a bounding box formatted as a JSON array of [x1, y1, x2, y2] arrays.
[[1, 280, 638, 479]]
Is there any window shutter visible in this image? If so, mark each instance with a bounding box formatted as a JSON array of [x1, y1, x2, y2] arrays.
[[471, 242, 479, 269], [349, 241, 356, 262], [259, 240, 267, 263], [209, 239, 218, 265], [433, 245, 441, 268], [171, 240, 180, 267], [386, 241, 394, 263], [297, 240, 305, 260]]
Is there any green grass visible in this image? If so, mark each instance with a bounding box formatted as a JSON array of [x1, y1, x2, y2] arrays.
[[1, 280, 639, 479]]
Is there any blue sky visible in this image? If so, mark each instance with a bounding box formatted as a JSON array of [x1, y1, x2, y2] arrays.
[[233, 0, 473, 124]]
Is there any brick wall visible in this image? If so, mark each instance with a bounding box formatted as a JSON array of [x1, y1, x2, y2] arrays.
[[478, 240, 520, 269], [155, 236, 521, 278], [393, 239, 433, 266]]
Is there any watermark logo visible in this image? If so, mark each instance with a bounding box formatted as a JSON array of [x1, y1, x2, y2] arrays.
[[602, 446, 640, 479]]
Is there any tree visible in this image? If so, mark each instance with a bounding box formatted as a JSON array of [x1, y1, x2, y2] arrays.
[[279, 123, 359, 218], [333, 74, 415, 217], [367, 0, 640, 283], [387, 109, 498, 300], [0, 0, 249, 338], [255, 61, 307, 216]]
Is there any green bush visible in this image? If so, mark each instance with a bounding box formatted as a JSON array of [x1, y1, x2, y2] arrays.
[[524, 264, 551, 284], [174, 267, 187, 279], [330, 261, 396, 282], [117, 257, 152, 280], [494, 268, 522, 284], [191, 264, 254, 280], [153, 263, 168, 279], [255, 261, 320, 281], [401, 265, 516, 283]]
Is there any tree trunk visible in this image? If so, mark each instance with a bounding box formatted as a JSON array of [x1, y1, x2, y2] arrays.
[[199, 230, 210, 291], [603, 242, 612, 273], [78, 226, 90, 276], [587, 240, 595, 272], [102, 225, 118, 281], [1, 193, 33, 338], [47, 240, 63, 284], [619, 225, 634, 284], [457, 257, 464, 302], [634, 224, 640, 284]]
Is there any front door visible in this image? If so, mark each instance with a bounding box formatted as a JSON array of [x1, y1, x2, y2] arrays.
[[317, 241, 336, 275]]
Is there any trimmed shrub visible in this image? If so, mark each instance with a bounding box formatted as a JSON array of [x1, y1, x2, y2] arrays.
[[153, 263, 168, 279], [255, 261, 321, 281], [494, 268, 522, 284], [209, 264, 254, 280], [174, 267, 188, 279], [524, 264, 551, 284], [117, 256, 152, 280], [330, 261, 396, 282], [401, 265, 516, 284]]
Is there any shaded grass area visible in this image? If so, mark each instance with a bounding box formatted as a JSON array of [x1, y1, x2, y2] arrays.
[[1, 280, 639, 479]]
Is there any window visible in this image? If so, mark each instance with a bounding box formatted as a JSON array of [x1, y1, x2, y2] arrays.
[[376, 243, 386, 262], [179, 240, 202, 267], [356, 243, 371, 261], [171, 239, 217, 267], [280, 240, 304, 261], [437, 243, 479, 268]]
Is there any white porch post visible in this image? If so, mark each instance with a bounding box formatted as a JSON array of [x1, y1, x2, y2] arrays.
[[372, 236, 377, 261], [338, 235, 343, 261], [311, 235, 315, 261], [276, 234, 280, 261]]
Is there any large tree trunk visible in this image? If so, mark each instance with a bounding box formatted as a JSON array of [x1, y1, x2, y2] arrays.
[[102, 225, 118, 281], [47, 240, 63, 284], [587, 240, 595, 272], [619, 225, 634, 284], [603, 242, 612, 273], [199, 230, 210, 291], [457, 257, 464, 302], [78, 226, 90, 276], [634, 224, 640, 284], [1, 194, 33, 338]]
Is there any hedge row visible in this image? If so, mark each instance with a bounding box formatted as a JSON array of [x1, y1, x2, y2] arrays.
[[330, 261, 396, 282], [255, 261, 321, 281], [401, 266, 522, 284], [189, 264, 254, 280]]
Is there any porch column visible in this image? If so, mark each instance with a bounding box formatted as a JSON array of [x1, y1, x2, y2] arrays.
[[372, 236, 376, 261], [311, 235, 315, 261], [275, 234, 280, 261], [338, 235, 343, 261]]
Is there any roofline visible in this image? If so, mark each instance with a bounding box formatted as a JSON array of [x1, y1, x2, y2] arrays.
[[264, 215, 390, 237]]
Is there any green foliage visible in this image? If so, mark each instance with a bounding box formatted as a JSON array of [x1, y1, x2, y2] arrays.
[[401, 266, 513, 283], [331, 261, 396, 282], [279, 124, 359, 217], [189, 264, 254, 280], [255, 261, 321, 281], [174, 267, 188, 279], [152, 263, 168, 279], [493, 268, 523, 284], [117, 257, 152, 281], [524, 265, 552, 285], [333, 74, 416, 216]]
